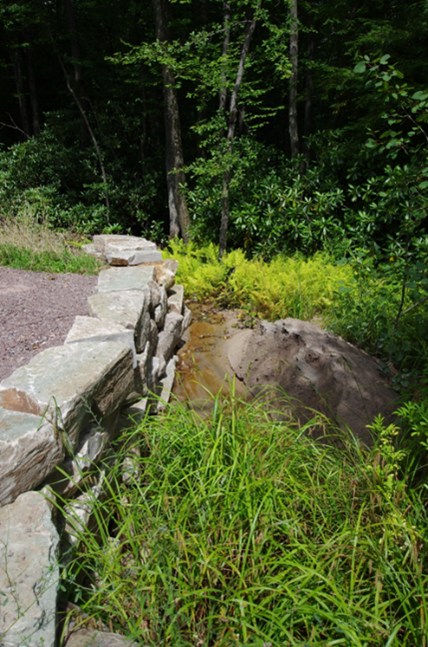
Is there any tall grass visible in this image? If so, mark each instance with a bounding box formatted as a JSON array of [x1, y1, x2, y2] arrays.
[[60, 391, 428, 646], [0, 214, 101, 274]]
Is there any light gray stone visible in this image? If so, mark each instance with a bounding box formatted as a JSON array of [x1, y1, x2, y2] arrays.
[[97, 266, 155, 293], [52, 426, 109, 497], [0, 341, 134, 451], [87, 290, 150, 353], [153, 287, 168, 329], [65, 316, 137, 368], [0, 491, 59, 647], [93, 234, 149, 255], [81, 244, 104, 260], [181, 305, 192, 335], [63, 470, 108, 548], [156, 311, 184, 364], [63, 626, 139, 647], [0, 409, 63, 507], [157, 356, 178, 412], [167, 284, 184, 315], [154, 259, 178, 290], [144, 280, 164, 312], [124, 397, 149, 421], [106, 248, 162, 266]]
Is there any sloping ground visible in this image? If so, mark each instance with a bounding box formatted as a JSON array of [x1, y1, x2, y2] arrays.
[[0, 267, 97, 382]]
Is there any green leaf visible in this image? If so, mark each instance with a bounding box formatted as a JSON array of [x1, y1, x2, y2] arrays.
[[354, 61, 367, 74], [379, 55, 391, 65]]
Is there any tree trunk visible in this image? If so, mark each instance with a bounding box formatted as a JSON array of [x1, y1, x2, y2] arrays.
[[152, 0, 190, 241], [218, 17, 257, 261], [219, 1, 231, 113], [288, 0, 299, 159], [26, 44, 40, 136], [303, 26, 314, 164], [11, 48, 29, 137], [64, 0, 88, 137]]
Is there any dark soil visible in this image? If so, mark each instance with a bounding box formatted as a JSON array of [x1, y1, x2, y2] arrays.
[[0, 267, 97, 382]]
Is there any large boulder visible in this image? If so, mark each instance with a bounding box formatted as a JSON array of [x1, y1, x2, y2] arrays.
[[227, 318, 399, 445], [0, 491, 59, 647]]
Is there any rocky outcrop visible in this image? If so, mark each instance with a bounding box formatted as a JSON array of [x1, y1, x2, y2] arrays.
[[227, 318, 399, 445]]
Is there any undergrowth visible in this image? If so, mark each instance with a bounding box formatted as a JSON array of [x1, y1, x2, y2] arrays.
[[163, 240, 354, 321], [60, 392, 428, 646], [0, 215, 102, 274]]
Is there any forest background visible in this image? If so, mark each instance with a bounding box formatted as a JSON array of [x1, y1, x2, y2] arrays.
[[1, 0, 428, 385]]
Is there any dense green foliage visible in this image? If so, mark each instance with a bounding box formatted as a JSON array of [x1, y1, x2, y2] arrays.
[[60, 393, 428, 646]]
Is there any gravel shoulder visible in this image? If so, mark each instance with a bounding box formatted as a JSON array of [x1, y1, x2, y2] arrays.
[[0, 267, 98, 382]]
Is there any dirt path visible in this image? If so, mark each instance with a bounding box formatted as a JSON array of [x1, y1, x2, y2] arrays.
[[0, 267, 97, 382]]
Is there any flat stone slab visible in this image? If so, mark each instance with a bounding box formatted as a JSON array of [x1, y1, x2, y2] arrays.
[[93, 234, 153, 254], [65, 316, 137, 368], [87, 290, 150, 353], [0, 491, 59, 647], [0, 341, 134, 450], [0, 408, 63, 506], [167, 284, 184, 314], [106, 248, 162, 266], [97, 266, 155, 293]]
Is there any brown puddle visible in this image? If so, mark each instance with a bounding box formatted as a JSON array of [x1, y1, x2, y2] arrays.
[[172, 302, 249, 414]]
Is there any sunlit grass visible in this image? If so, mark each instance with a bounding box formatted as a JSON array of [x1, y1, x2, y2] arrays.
[[0, 214, 102, 274], [59, 391, 428, 646]]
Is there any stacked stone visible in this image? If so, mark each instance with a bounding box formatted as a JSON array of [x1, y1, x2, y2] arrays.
[[0, 235, 190, 647]]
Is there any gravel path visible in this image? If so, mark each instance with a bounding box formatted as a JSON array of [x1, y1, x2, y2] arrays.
[[0, 267, 98, 382]]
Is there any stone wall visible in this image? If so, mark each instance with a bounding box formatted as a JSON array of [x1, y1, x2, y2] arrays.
[[0, 236, 190, 647]]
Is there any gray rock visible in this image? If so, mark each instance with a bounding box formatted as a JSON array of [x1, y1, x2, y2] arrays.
[[154, 259, 178, 290], [124, 397, 149, 421], [156, 312, 184, 364], [51, 426, 109, 497], [63, 469, 108, 548], [167, 284, 184, 315], [106, 248, 162, 266], [157, 355, 178, 412], [65, 316, 137, 368], [0, 341, 134, 451], [181, 305, 192, 335], [153, 288, 168, 329], [227, 318, 399, 445], [97, 266, 155, 293], [0, 491, 59, 647], [93, 234, 151, 255], [0, 408, 63, 507], [87, 290, 150, 353], [63, 626, 139, 647], [81, 244, 104, 261]]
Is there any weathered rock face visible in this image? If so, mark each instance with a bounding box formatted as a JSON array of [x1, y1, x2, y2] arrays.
[[0, 341, 134, 450], [93, 235, 162, 266], [0, 409, 63, 506], [97, 265, 155, 293], [0, 491, 59, 647], [227, 318, 399, 445]]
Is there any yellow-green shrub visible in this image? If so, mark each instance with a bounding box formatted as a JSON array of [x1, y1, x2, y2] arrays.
[[163, 240, 354, 322]]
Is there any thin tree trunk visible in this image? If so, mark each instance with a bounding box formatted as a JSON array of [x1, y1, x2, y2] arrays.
[[11, 48, 29, 137], [64, 0, 88, 138], [219, 1, 231, 113], [152, 0, 190, 241], [26, 44, 40, 136], [218, 17, 257, 261], [51, 32, 110, 220], [303, 27, 314, 164], [289, 0, 299, 159]]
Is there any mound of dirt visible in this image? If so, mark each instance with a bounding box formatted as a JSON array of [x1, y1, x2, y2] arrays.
[[226, 318, 399, 445]]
